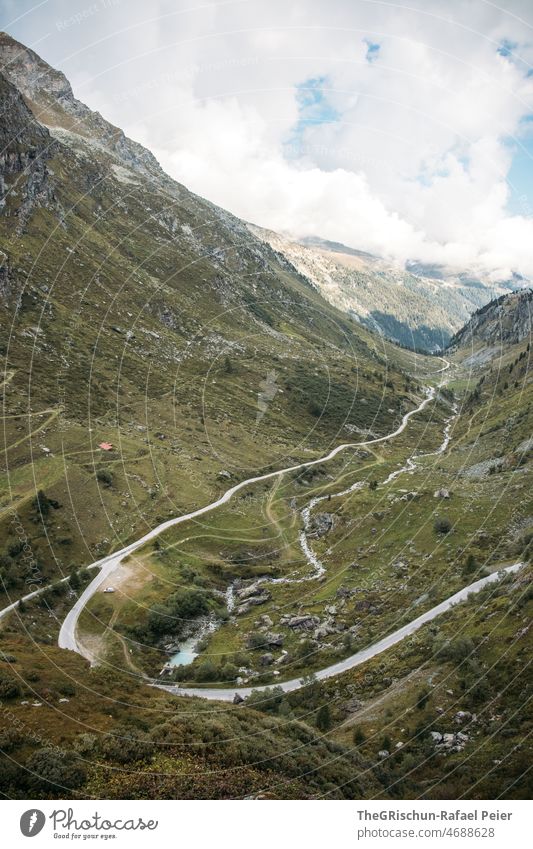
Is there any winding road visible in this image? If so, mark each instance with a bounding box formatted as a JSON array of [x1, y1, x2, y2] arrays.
[[161, 561, 523, 701], [4, 357, 502, 704], [57, 379, 441, 659]]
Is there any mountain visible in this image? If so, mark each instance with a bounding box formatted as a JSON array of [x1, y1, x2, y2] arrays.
[[0, 30, 429, 595], [448, 288, 532, 351], [0, 34, 530, 803], [250, 226, 520, 352]]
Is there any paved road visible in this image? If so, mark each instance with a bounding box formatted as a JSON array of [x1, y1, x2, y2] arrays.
[[159, 562, 523, 701], [57, 370, 447, 659]]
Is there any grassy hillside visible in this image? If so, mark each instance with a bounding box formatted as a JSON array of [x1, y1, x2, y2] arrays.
[[0, 33, 530, 801]]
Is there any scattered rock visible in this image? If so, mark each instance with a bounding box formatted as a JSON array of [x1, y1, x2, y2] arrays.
[[264, 632, 284, 647], [282, 614, 320, 631], [309, 513, 335, 538], [344, 697, 364, 713]]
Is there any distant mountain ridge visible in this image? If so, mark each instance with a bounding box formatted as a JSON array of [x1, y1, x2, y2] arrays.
[[448, 288, 533, 350], [249, 228, 524, 352]]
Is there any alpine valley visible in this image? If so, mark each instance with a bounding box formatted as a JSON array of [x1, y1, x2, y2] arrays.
[[0, 33, 531, 801]]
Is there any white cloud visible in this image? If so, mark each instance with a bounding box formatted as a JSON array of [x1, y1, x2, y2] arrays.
[[15, 0, 533, 278]]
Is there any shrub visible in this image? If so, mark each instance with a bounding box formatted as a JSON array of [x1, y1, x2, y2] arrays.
[[219, 663, 238, 682], [352, 727, 366, 746], [32, 489, 51, 518], [316, 704, 332, 731], [26, 748, 87, 792], [100, 728, 152, 764], [436, 637, 475, 663], [96, 469, 113, 487], [434, 516, 452, 534], [463, 553, 477, 575], [245, 687, 285, 715], [246, 632, 268, 650], [0, 670, 21, 699], [193, 660, 218, 682]]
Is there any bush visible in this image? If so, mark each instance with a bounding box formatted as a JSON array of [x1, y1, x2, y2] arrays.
[[245, 687, 285, 715], [436, 637, 475, 664], [100, 728, 152, 764], [434, 516, 452, 534], [26, 748, 87, 792], [316, 704, 332, 731], [0, 670, 21, 699], [219, 663, 238, 682], [246, 632, 268, 650], [96, 469, 113, 487], [353, 727, 366, 746], [194, 660, 218, 682], [32, 490, 51, 518], [147, 588, 211, 637]]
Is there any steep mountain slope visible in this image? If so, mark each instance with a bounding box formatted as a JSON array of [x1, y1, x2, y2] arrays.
[[0, 32, 432, 608], [250, 226, 517, 352], [0, 33, 530, 803], [448, 288, 532, 350]]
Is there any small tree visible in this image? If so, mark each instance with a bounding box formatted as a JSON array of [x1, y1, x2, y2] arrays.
[[96, 469, 113, 487], [0, 670, 21, 700], [352, 726, 366, 746], [69, 569, 81, 590], [463, 553, 477, 576], [416, 687, 430, 710], [26, 748, 87, 792], [33, 489, 50, 518], [434, 516, 452, 535], [381, 734, 392, 752], [369, 479, 378, 491], [316, 704, 332, 732], [224, 355, 233, 374]]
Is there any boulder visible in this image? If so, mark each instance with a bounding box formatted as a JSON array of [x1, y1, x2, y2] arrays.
[[285, 614, 320, 630], [344, 697, 364, 714], [259, 653, 274, 666], [256, 614, 273, 628], [233, 693, 244, 704], [314, 620, 337, 640], [237, 582, 271, 602], [264, 632, 284, 647], [309, 513, 335, 538]]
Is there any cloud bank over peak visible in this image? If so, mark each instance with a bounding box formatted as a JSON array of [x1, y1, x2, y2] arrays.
[[5, 0, 533, 279]]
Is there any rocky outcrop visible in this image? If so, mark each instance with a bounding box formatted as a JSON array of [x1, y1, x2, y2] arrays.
[[308, 512, 335, 538], [0, 32, 164, 187], [0, 71, 57, 229], [234, 582, 272, 614], [280, 614, 320, 631], [448, 289, 532, 350]]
